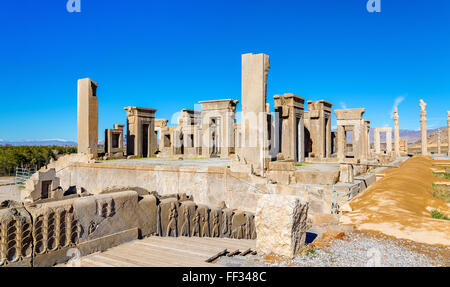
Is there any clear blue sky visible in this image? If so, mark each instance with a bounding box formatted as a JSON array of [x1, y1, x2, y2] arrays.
[[0, 0, 449, 141]]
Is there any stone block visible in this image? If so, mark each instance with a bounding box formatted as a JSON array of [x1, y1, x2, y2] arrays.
[[137, 194, 157, 238], [0, 204, 33, 267], [256, 194, 308, 258], [339, 163, 354, 183]]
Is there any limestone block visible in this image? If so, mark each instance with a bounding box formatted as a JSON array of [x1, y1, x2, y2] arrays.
[[220, 208, 233, 238], [339, 164, 354, 183], [27, 190, 139, 266], [231, 210, 246, 239], [177, 201, 196, 236], [0, 204, 33, 267], [137, 194, 157, 238], [197, 204, 210, 237], [208, 207, 222, 237], [244, 211, 257, 239], [312, 214, 339, 226], [157, 198, 179, 237], [256, 194, 309, 258]]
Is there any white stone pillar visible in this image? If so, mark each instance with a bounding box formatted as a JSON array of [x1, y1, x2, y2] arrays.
[[447, 111, 450, 156], [420, 100, 427, 155], [386, 129, 392, 154], [437, 129, 441, 155], [374, 129, 381, 154], [394, 108, 400, 157]]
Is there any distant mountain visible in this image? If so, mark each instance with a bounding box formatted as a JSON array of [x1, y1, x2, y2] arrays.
[[0, 139, 77, 146], [368, 127, 446, 144]]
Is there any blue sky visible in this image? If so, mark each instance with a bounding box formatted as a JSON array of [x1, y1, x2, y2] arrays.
[[0, 0, 449, 141]]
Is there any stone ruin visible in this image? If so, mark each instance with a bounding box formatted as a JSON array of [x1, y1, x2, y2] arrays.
[[75, 53, 407, 175], [125, 107, 157, 158], [304, 100, 333, 161], [77, 78, 98, 158], [1, 187, 256, 267], [61, 52, 450, 261], [104, 124, 124, 159], [334, 108, 369, 162]]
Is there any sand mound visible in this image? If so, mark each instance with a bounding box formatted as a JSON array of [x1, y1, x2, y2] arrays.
[[340, 156, 450, 246]]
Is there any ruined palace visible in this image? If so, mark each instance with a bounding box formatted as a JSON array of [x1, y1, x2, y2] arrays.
[[5, 52, 447, 267]]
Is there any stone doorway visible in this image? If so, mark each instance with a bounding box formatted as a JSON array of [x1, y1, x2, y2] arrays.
[[142, 124, 149, 158], [41, 180, 52, 199]]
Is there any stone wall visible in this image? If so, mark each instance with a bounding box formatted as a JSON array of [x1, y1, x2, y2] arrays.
[[57, 162, 332, 217], [0, 190, 150, 267], [1, 189, 255, 267]]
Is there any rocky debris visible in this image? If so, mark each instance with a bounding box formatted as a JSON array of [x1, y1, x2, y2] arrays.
[[216, 230, 450, 267]]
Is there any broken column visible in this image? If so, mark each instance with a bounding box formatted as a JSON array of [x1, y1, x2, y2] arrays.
[[239, 53, 271, 174], [77, 78, 98, 157], [256, 194, 308, 258], [420, 100, 427, 155], [273, 93, 305, 162], [394, 108, 400, 157], [124, 107, 157, 158]]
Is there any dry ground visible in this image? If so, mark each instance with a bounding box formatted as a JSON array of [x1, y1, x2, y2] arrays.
[[340, 156, 450, 246]]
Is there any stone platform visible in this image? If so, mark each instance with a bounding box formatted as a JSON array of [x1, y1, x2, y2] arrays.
[[58, 236, 256, 267], [97, 157, 230, 168]]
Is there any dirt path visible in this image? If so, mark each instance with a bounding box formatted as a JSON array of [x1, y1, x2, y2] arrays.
[[340, 156, 450, 246]]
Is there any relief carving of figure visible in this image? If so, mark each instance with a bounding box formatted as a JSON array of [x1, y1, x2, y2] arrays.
[[180, 208, 190, 237], [221, 212, 228, 237], [211, 212, 219, 237], [191, 210, 200, 237], [166, 202, 178, 237], [200, 212, 209, 237]]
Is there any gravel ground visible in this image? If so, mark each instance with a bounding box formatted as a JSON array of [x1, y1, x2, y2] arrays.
[[216, 231, 450, 267]]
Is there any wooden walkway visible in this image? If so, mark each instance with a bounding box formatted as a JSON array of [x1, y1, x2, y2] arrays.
[[60, 236, 256, 267]]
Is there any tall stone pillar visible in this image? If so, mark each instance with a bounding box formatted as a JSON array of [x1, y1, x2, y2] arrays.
[[447, 111, 450, 156], [374, 129, 381, 154], [77, 78, 98, 157], [240, 53, 270, 173], [394, 108, 400, 157], [337, 125, 346, 161], [437, 129, 441, 155], [386, 129, 392, 154], [420, 100, 427, 155]]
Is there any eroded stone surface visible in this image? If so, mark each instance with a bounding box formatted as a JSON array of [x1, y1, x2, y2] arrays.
[[256, 194, 308, 258]]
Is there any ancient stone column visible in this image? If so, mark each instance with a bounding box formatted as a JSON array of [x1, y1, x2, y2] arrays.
[[448, 111, 450, 156], [437, 129, 441, 154], [374, 129, 381, 154], [420, 100, 427, 155], [394, 108, 400, 157], [386, 128, 393, 154], [77, 78, 98, 157], [240, 53, 270, 173]]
